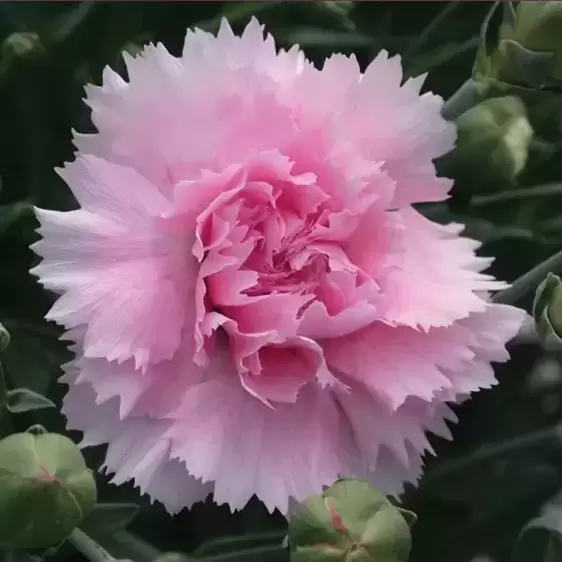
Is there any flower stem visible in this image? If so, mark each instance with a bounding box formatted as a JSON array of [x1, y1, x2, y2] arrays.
[[441, 78, 479, 121], [69, 528, 126, 562], [493, 249, 562, 305], [472, 183, 562, 206], [202, 545, 288, 562]]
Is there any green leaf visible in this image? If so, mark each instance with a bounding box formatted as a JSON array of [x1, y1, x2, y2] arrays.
[[80, 503, 140, 537], [46, 1, 98, 45], [282, 28, 372, 49], [193, 531, 287, 558], [4, 388, 55, 414]]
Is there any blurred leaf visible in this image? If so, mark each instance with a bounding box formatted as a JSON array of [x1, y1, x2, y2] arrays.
[[1, 550, 43, 562], [92, 530, 160, 562], [80, 503, 140, 537], [0, 320, 65, 395], [193, 531, 286, 558], [406, 36, 479, 77], [0, 202, 34, 236], [200, 545, 287, 562], [472, 183, 562, 206], [512, 493, 562, 562], [282, 28, 371, 49], [196, 2, 283, 33], [4, 388, 55, 414], [46, 1, 98, 45], [403, 1, 460, 66]]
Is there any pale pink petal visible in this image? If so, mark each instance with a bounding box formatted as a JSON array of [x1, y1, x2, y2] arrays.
[[63, 379, 211, 514], [165, 350, 343, 514], [377, 208, 507, 329], [324, 303, 525, 410], [31, 204, 191, 369]]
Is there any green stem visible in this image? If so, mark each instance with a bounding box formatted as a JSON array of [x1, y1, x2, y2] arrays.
[[194, 531, 286, 558], [493, 249, 562, 304], [441, 78, 479, 121], [472, 183, 562, 206], [202, 545, 288, 562], [69, 528, 125, 562]]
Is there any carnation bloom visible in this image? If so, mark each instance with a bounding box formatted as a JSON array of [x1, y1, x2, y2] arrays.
[[31, 18, 526, 515]]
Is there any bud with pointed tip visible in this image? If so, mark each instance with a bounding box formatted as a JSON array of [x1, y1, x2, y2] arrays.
[[533, 272, 562, 344], [288, 478, 412, 562], [0, 431, 97, 549]]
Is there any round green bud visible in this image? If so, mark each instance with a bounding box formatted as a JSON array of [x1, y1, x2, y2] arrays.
[[288, 478, 412, 562], [0, 431, 97, 549], [439, 96, 533, 190]]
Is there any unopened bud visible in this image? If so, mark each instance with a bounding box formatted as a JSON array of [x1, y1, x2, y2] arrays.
[[1, 33, 43, 64], [439, 96, 533, 190], [501, 2, 562, 84], [533, 272, 562, 343], [0, 431, 97, 549], [288, 478, 412, 562]]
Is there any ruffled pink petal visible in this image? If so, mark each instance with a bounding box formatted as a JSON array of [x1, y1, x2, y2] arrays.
[[324, 303, 526, 410], [31, 185, 191, 369], [63, 379, 212, 514], [165, 347, 344, 513], [377, 208, 507, 329], [337, 384, 457, 493]]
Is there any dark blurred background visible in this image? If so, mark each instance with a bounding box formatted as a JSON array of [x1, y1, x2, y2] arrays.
[[1, 3, 561, 562]]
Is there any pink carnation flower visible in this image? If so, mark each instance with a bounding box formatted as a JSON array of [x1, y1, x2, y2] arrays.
[[31, 18, 525, 515]]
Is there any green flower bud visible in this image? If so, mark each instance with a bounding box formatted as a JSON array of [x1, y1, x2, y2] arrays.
[[502, 2, 562, 83], [0, 431, 97, 549], [0, 322, 9, 352], [288, 478, 412, 562], [533, 272, 562, 343], [1, 33, 44, 65], [439, 96, 533, 190]]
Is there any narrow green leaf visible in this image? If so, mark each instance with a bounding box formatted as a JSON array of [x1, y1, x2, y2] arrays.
[[5, 388, 55, 414], [47, 1, 98, 45], [80, 503, 140, 537], [193, 531, 287, 558]]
